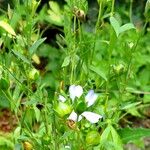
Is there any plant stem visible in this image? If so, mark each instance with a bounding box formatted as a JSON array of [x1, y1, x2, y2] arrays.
[[130, 0, 133, 22], [95, 1, 103, 32], [111, 0, 115, 16], [91, 1, 103, 64]]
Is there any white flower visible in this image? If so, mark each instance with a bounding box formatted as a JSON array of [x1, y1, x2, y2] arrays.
[[59, 95, 66, 102], [81, 111, 102, 123], [68, 111, 78, 121], [68, 111, 82, 122], [85, 90, 98, 107], [69, 85, 83, 101], [68, 110, 102, 124], [59, 85, 102, 123]]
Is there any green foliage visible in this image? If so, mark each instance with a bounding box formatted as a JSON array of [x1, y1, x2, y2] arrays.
[[118, 128, 150, 144], [0, 0, 150, 149], [110, 16, 135, 37], [0, 20, 16, 36], [0, 136, 14, 150]]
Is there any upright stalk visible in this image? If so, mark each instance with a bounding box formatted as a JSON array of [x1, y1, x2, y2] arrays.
[[130, 0, 133, 22], [111, 0, 115, 16]]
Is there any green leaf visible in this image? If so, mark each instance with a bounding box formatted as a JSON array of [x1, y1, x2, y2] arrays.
[[29, 37, 46, 55], [49, 1, 60, 14], [118, 128, 150, 143], [0, 90, 10, 108], [34, 106, 41, 122], [144, 0, 150, 19], [0, 78, 10, 90], [119, 23, 135, 34], [110, 16, 120, 37], [99, 125, 123, 150], [11, 49, 30, 64], [110, 17, 135, 37], [62, 56, 70, 67], [120, 101, 141, 110], [0, 20, 16, 36], [0, 136, 14, 150], [75, 101, 87, 114], [47, 1, 63, 26], [110, 125, 123, 150], [89, 65, 107, 81]]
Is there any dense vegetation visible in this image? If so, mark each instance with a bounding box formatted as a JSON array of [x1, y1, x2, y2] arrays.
[[0, 0, 150, 149]]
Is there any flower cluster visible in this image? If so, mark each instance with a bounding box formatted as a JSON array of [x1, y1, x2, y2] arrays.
[[59, 85, 102, 124]]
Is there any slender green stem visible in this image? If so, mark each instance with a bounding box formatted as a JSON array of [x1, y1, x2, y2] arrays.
[[91, 2, 103, 64], [130, 0, 133, 22], [125, 21, 147, 86], [111, 0, 115, 16], [95, 2, 103, 32]]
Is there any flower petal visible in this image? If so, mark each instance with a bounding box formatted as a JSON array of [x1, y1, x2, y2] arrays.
[[69, 85, 83, 101], [67, 111, 78, 121], [69, 85, 76, 101], [74, 85, 83, 98], [67, 111, 82, 122], [58, 95, 66, 102], [85, 90, 98, 107], [81, 111, 102, 123]]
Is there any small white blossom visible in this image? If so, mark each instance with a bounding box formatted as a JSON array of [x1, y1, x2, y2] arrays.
[[68, 111, 78, 121], [69, 85, 83, 101], [58, 95, 66, 102], [60, 85, 102, 123], [81, 111, 102, 124], [68, 111, 82, 122], [68, 111, 102, 124], [85, 90, 98, 107]]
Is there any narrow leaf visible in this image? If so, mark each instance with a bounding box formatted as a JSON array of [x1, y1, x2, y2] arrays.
[[11, 49, 30, 64], [110, 16, 120, 37], [120, 101, 141, 110], [119, 23, 135, 34], [62, 56, 70, 67], [0, 20, 16, 36], [89, 65, 107, 81], [49, 1, 60, 14], [29, 37, 46, 55]]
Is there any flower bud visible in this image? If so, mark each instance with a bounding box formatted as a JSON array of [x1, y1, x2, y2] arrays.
[[23, 141, 33, 150], [73, 7, 86, 22], [55, 102, 72, 117], [86, 131, 100, 146], [112, 64, 126, 75], [145, 0, 150, 21]]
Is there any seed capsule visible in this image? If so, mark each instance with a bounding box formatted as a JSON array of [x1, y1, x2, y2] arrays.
[[73, 7, 86, 22], [55, 102, 72, 117], [86, 131, 100, 146]]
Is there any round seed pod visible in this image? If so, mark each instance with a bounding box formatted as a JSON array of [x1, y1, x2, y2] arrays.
[[86, 131, 100, 146], [55, 102, 72, 117]]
